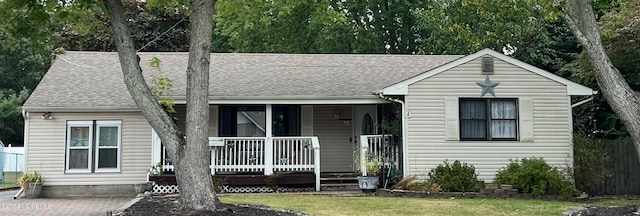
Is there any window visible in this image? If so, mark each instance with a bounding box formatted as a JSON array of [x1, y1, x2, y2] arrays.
[[220, 106, 266, 137], [361, 113, 374, 135], [66, 120, 121, 173], [219, 105, 301, 137], [272, 105, 300, 136], [459, 98, 517, 141]]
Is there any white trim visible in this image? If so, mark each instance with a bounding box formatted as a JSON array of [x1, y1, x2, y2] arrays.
[[181, 97, 388, 105], [380, 48, 595, 96], [94, 120, 122, 172], [265, 104, 273, 175], [94, 168, 120, 173], [67, 121, 94, 126], [25, 98, 389, 112], [568, 96, 575, 167], [64, 170, 92, 174], [22, 106, 140, 112], [23, 111, 29, 172], [151, 130, 162, 166], [66, 121, 93, 173]]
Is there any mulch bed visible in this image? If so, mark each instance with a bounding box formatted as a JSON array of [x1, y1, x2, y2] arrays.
[[121, 196, 307, 216], [566, 205, 640, 216]]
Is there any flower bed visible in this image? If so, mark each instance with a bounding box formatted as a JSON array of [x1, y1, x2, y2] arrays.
[[377, 184, 587, 202]]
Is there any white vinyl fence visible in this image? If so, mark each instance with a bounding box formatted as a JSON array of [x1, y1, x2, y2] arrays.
[[3, 146, 24, 172]]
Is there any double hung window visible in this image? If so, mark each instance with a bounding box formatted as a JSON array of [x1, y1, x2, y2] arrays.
[[66, 120, 121, 173], [459, 99, 518, 141]]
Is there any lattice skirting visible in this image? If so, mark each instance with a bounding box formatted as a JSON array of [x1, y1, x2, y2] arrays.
[[153, 184, 179, 194], [152, 184, 314, 194]]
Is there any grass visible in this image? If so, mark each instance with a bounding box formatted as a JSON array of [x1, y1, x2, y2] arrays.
[[1, 172, 21, 189], [0, 183, 19, 189], [2, 172, 20, 183], [220, 195, 640, 216]]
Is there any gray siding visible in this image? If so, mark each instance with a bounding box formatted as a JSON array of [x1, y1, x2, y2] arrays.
[[25, 112, 152, 185], [314, 105, 354, 172], [406, 56, 572, 182]]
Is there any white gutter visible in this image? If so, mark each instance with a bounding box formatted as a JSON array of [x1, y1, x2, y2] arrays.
[[22, 106, 141, 112], [571, 96, 594, 108], [22, 110, 29, 174], [377, 93, 409, 178]]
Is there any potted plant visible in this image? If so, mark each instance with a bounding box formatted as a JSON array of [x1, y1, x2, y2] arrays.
[[19, 172, 44, 198], [357, 155, 383, 193]]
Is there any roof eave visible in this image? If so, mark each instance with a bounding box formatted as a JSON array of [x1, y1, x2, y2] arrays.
[[200, 95, 389, 104], [22, 106, 141, 112]]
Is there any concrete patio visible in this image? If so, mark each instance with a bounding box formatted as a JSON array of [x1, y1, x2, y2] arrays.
[[0, 189, 138, 216]]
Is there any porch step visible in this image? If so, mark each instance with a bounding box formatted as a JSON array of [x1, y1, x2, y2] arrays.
[[320, 177, 358, 181], [320, 183, 359, 187], [320, 183, 360, 191], [321, 173, 360, 178]]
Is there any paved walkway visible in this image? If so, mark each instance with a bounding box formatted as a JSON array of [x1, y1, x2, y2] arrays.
[[0, 189, 138, 216]]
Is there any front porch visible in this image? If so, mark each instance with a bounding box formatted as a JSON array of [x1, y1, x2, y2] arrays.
[[149, 104, 403, 192], [150, 135, 399, 192]]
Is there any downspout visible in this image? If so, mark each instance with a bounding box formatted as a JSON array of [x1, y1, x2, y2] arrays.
[[377, 93, 409, 178], [571, 96, 594, 108], [568, 92, 596, 184], [22, 110, 29, 173]]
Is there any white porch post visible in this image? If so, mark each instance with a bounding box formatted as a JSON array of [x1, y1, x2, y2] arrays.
[[210, 147, 216, 175], [151, 130, 161, 166], [264, 104, 274, 175], [312, 137, 321, 191], [360, 135, 369, 176]]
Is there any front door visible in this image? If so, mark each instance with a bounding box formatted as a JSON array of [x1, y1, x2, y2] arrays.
[[315, 105, 354, 172], [353, 105, 377, 169]]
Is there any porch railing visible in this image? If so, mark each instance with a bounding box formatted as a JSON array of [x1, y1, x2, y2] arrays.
[[212, 137, 266, 172], [359, 135, 400, 176], [272, 137, 317, 172], [158, 136, 321, 191]]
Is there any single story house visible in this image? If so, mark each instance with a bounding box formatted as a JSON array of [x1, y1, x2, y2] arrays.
[[22, 49, 595, 196]]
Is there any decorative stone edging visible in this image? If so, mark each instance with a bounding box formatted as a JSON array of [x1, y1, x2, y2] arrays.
[[377, 184, 588, 202]]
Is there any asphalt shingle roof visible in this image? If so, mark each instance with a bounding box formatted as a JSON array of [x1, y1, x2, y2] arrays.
[[23, 52, 462, 110]]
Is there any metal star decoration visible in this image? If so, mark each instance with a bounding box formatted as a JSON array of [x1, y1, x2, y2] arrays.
[[476, 75, 500, 97]]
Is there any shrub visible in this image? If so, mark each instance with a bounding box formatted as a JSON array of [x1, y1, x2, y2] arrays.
[[212, 177, 228, 193], [572, 132, 611, 194], [495, 157, 574, 196], [392, 176, 441, 193], [427, 160, 483, 192]]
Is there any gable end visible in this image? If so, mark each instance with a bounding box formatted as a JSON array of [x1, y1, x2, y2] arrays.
[[379, 49, 595, 96]]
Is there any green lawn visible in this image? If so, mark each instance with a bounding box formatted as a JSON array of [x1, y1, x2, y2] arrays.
[[2, 172, 20, 183], [220, 195, 640, 216], [1, 171, 20, 190], [0, 183, 18, 189]]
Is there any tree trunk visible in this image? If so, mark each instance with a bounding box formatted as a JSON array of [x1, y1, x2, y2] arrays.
[[561, 1, 640, 164], [103, 0, 218, 210], [176, 0, 218, 210]]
